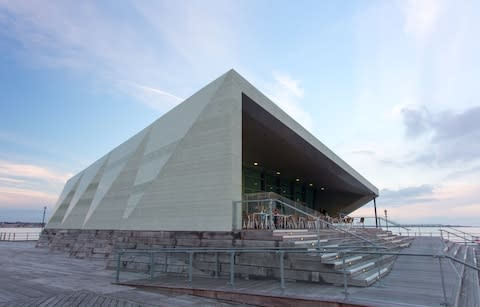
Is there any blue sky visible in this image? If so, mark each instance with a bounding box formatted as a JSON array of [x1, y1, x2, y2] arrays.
[[1, 0, 479, 225]]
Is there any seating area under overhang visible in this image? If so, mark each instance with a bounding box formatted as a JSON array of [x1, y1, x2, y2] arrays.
[[242, 93, 378, 215]]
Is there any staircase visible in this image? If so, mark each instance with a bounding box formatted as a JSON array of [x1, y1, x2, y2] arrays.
[[444, 240, 480, 307], [241, 227, 413, 287]]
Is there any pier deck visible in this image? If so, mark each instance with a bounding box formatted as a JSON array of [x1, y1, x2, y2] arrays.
[[0, 237, 464, 306], [0, 242, 240, 306]]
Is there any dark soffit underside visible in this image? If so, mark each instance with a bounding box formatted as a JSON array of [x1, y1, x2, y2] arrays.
[[242, 93, 375, 197]]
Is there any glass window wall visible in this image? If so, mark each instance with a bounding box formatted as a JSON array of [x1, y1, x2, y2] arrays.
[[243, 165, 316, 208]]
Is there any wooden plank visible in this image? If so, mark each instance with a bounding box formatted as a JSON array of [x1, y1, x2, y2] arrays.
[[70, 291, 91, 307]]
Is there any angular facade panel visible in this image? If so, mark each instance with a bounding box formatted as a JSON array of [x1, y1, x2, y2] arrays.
[[62, 155, 107, 223]]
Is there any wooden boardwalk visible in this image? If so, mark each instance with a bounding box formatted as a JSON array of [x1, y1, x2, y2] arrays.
[[0, 237, 470, 306], [0, 290, 143, 307], [0, 242, 243, 306]]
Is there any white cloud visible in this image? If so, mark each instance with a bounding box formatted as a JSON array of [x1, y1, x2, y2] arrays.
[[0, 160, 71, 184], [131, 1, 238, 71], [0, 187, 57, 208], [0, 1, 237, 112], [262, 71, 313, 131], [403, 0, 443, 41], [116, 80, 184, 111], [273, 72, 304, 99], [0, 160, 71, 209]]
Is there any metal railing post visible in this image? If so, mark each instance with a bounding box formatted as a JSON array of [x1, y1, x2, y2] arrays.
[[26, 233, 29, 241], [232, 201, 236, 230], [164, 253, 168, 273], [342, 252, 349, 299], [149, 251, 155, 280], [229, 251, 235, 288], [214, 252, 219, 278], [268, 201, 273, 229], [316, 217, 320, 250], [437, 256, 449, 306], [375, 247, 383, 287], [279, 251, 285, 290], [188, 252, 193, 283], [115, 251, 121, 283]]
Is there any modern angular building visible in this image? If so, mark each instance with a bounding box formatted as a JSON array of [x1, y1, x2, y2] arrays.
[[45, 69, 378, 232]]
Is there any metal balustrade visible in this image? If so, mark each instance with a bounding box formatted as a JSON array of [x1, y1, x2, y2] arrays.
[[112, 245, 480, 307], [441, 229, 480, 246], [233, 196, 383, 248], [0, 231, 40, 241]]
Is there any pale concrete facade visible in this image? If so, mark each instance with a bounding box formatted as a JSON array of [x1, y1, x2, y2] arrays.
[[46, 69, 378, 231]]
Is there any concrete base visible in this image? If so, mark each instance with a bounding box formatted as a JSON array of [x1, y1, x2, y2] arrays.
[[37, 229, 246, 258], [37, 229, 328, 284]]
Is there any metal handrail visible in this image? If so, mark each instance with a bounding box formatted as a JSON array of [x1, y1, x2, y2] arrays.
[[0, 231, 40, 241], [244, 191, 320, 217], [236, 198, 383, 248], [442, 227, 480, 305], [113, 245, 479, 306], [351, 216, 411, 231], [115, 246, 479, 271], [376, 217, 411, 231], [446, 226, 480, 241], [117, 245, 390, 254], [441, 229, 480, 245]]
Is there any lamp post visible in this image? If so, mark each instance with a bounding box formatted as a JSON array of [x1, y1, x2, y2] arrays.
[[384, 209, 388, 232], [42, 206, 47, 228]]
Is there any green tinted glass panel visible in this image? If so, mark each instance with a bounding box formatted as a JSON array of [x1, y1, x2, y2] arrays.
[[264, 174, 277, 192], [293, 183, 304, 202], [306, 187, 315, 208], [278, 178, 291, 199], [243, 167, 262, 194]]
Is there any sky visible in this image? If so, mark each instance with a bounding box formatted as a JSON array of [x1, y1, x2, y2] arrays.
[[0, 0, 479, 225]]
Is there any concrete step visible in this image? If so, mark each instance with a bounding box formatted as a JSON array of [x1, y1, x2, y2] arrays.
[[443, 242, 450, 253], [345, 260, 376, 276], [282, 234, 319, 240], [349, 261, 394, 287], [318, 255, 394, 287], [293, 239, 329, 245], [331, 255, 364, 269], [456, 247, 480, 307], [450, 243, 460, 258], [321, 252, 340, 260], [377, 235, 397, 241], [273, 229, 311, 234]]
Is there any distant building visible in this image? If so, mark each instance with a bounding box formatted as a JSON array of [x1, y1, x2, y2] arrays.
[[46, 70, 378, 232]]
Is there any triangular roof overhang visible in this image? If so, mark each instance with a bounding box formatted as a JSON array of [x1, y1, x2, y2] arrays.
[[241, 91, 378, 213]]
